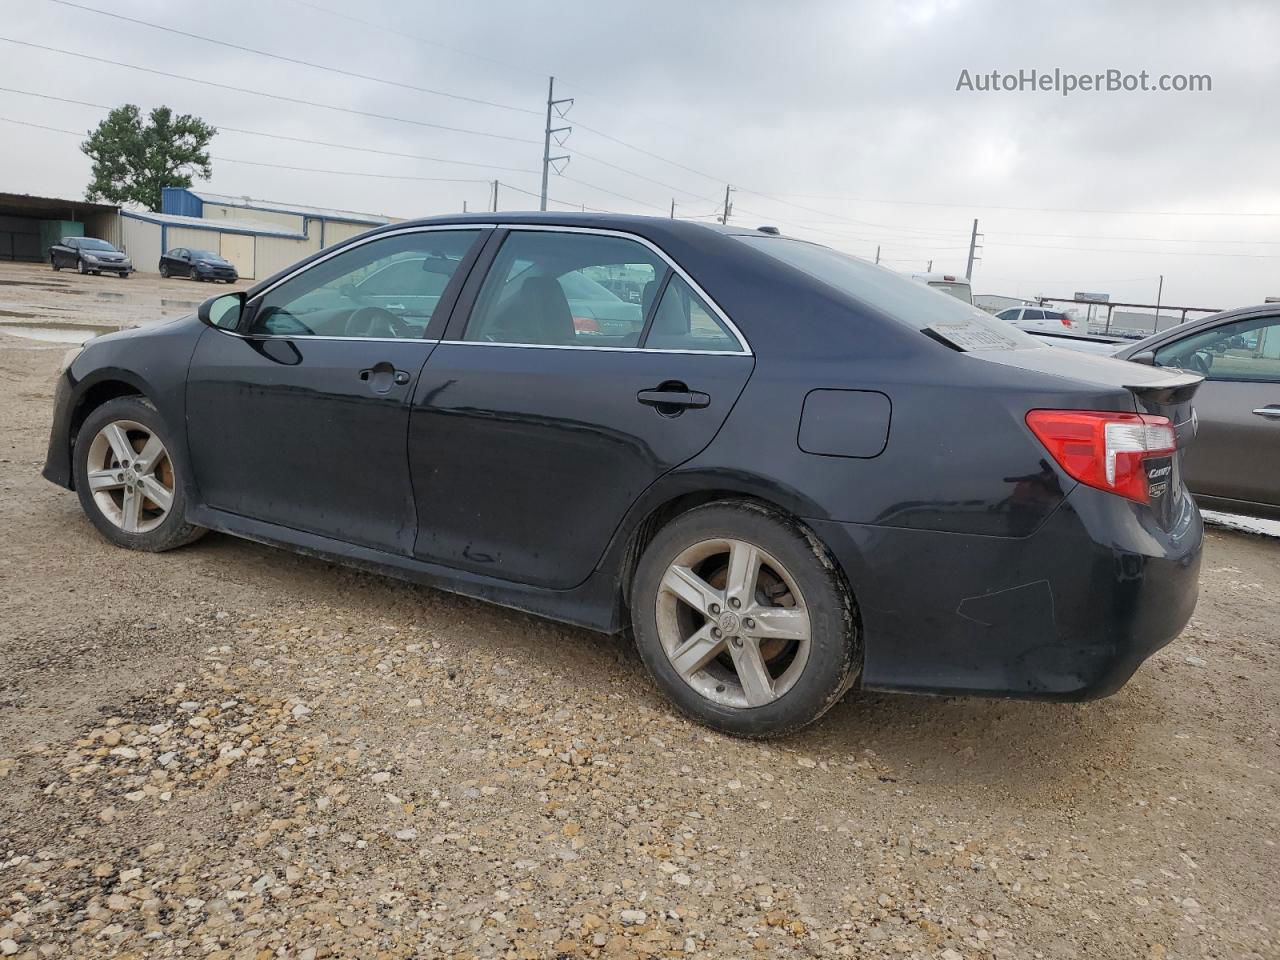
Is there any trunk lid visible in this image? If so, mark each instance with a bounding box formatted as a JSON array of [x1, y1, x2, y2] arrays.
[[976, 346, 1203, 525]]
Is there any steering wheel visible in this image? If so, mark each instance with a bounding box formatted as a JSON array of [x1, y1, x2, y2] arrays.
[[346, 306, 401, 338], [1187, 351, 1212, 376]]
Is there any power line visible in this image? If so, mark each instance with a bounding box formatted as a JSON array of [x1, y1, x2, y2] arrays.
[[43, 0, 542, 117], [985, 228, 1280, 247], [730, 190, 1280, 219], [981, 239, 1280, 260], [571, 147, 720, 204], [1, 116, 481, 183], [0, 85, 540, 174], [0, 114, 619, 213], [557, 175, 667, 212], [212, 157, 491, 184], [278, 0, 549, 80], [0, 36, 540, 144]]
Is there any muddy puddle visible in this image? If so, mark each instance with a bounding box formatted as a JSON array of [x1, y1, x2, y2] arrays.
[[0, 323, 121, 344]]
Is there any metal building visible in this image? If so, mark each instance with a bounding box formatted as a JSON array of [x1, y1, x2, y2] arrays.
[[0, 193, 120, 262], [115, 189, 397, 280]]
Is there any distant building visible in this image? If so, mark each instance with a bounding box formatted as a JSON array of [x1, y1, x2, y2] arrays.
[[117, 188, 399, 280], [0, 192, 120, 262]]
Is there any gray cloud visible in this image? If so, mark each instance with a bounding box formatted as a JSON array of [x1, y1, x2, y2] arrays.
[[2, 0, 1276, 307]]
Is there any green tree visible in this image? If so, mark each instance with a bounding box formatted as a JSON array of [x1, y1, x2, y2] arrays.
[[81, 105, 216, 211]]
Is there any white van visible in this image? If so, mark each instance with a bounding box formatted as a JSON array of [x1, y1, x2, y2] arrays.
[[910, 272, 973, 305]]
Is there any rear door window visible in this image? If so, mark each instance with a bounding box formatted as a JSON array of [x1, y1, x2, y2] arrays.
[[463, 231, 658, 347], [645, 275, 743, 352]]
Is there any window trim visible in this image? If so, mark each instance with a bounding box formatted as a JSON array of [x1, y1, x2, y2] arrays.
[[449, 224, 751, 356], [215, 224, 495, 342]]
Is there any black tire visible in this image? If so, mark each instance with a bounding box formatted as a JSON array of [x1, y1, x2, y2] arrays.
[[159, 263, 169, 278], [51, 257, 61, 272], [77, 258, 87, 275], [72, 396, 207, 553], [630, 500, 860, 738]]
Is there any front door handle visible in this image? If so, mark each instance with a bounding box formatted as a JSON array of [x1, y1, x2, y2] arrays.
[[637, 387, 711, 410], [359, 363, 410, 394], [1253, 405, 1280, 420]]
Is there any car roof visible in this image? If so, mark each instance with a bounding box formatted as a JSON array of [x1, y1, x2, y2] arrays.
[[377, 210, 771, 239]]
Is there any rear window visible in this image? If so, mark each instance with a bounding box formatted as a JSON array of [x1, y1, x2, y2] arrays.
[[738, 236, 1040, 351]]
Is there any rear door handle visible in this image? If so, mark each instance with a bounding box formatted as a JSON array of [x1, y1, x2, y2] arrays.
[[637, 388, 711, 409], [1253, 405, 1280, 420]]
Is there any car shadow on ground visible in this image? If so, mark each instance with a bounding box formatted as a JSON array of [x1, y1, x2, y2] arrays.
[[131, 528, 1145, 802]]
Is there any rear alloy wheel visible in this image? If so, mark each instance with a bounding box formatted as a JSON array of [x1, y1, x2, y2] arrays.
[[631, 501, 860, 738], [73, 396, 206, 552], [51, 257, 61, 271], [159, 263, 169, 278]]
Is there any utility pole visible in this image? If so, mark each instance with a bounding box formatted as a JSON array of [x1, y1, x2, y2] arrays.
[[491, 180, 499, 212], [874, 245, 880, 265], [670, 198, 676, 219], [1154, 274, 1164, 331], [540, 76, 573, 211], [927, 259, 933, 271], [965, 218, 982, 280], [720, 184, 734, 224], [462, 200, 468, 213]]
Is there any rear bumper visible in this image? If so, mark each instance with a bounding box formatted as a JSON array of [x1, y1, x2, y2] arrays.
[[809, 485, 1202, 701]]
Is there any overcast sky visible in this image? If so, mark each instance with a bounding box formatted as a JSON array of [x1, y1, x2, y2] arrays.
[[3, 0, 1278, 308]]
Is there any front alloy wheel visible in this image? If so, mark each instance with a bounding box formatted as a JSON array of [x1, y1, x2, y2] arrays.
[[84, 420, 174, 534], [73, 396, 206, 552], [631, 501, 860, 738]]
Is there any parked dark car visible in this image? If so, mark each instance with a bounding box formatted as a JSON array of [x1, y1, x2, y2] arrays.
[[42, 214, 1204, 737], [1115, 304, 1280, 521], [159, 247, 239, 282], [49, 236, 132, 276]]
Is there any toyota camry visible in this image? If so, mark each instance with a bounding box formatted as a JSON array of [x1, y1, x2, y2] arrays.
[[43, 213, 1204, 737]]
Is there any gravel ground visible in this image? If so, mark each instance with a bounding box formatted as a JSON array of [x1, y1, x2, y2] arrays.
[[0, 332, 1277, 960]]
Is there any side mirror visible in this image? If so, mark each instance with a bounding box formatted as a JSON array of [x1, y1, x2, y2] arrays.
[[1129, 350, 1156, 365], [198, 291, 245, 331]]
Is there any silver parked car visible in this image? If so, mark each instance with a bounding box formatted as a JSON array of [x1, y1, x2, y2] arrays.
[[1115, 304, 1280, 521]]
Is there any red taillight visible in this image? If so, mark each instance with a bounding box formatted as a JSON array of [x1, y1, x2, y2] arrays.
[[1059, 314, 1071, 327], [1025, 410, 1177, 504], [572, 315, 599, 333]]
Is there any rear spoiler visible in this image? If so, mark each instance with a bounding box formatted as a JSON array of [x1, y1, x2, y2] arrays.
[[1123, 371, 1203, 406]]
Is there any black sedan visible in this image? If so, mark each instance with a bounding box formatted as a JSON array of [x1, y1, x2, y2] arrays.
[[49, 236, 133, 276], [159, 247, 239, 282], [43, 214, 1204, 737]]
